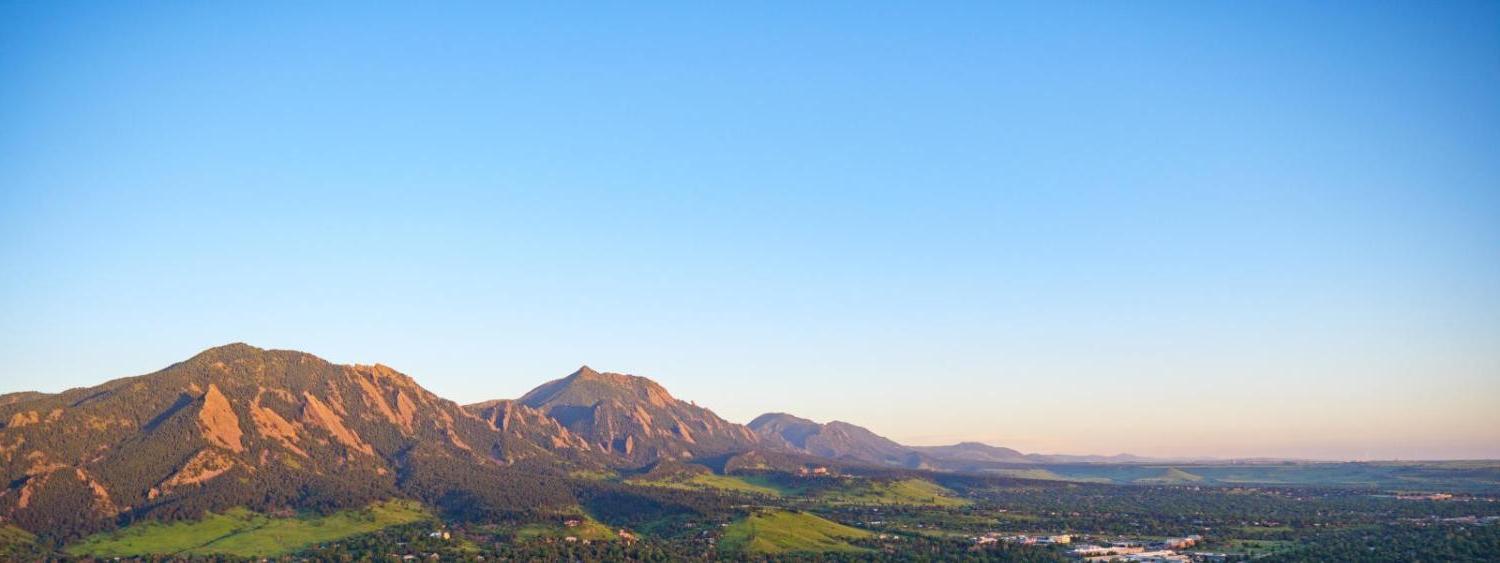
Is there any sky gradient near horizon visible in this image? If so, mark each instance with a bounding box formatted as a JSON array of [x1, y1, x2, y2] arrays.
[[2, 2, 1497, 460]]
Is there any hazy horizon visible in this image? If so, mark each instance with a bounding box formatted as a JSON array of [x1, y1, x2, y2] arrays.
[[0, 340, 1490, 463], [3, 2, 1498, 461]]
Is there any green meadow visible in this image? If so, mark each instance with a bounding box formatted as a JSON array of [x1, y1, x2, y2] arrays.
[[513, 514, 619, 542], [631, 472, 791, 497], [66, 499, 430, 558]]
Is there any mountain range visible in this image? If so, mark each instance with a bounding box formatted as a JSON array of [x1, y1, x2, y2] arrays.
[[0, 343, 1134, 539]]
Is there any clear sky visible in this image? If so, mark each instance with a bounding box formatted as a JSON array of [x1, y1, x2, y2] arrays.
[[2, 2, 1497, 460]]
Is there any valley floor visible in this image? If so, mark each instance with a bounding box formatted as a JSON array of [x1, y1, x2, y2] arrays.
[[14, 464, 1499, 561]]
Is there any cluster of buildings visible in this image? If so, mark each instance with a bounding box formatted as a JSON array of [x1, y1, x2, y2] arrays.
[[1393, 492, 1455, 501], [554, 519, 639, 545], [1403, 515, 1500, 526], [977, 533, 1072, 546], [974, 532, 1207, 561], [1066, 537, 1202, 562]]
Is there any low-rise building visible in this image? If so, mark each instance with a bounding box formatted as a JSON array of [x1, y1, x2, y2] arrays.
[[1121, 550, 1192, 562], [1071, 544, 1145, 557], [1159, 535, 1200, 549]]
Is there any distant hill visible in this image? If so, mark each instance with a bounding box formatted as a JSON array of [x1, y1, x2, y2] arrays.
[[911, 442, 1028, 463], [749, 413, 913, 466], [747, 411, 1153, 470], [1134, 467, 1207, 484]]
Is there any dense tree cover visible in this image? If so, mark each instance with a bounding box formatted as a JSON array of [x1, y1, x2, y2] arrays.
[[31, 467, 1496, 561], [920, 478, 1500, 537], [296, 520, 1070, 562], [396, 450, 576, 522], [576, 480, 745, 532], [1262, 522, 1500, 562], [284, 469, 1500, 561]]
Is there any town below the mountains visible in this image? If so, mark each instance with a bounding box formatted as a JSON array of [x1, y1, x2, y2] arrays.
[[1, 344, 1496, 561]]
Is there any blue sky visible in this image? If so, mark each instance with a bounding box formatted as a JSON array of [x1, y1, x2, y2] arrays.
[[2, 1, 1497, 459]]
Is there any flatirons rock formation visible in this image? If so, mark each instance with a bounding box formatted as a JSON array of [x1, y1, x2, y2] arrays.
[[0, 344, 573, 537], [464, 399, 595, 453]]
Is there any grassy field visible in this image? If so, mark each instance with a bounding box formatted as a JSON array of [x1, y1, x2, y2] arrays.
[[569, 468, 618, 481], [720, 510, 872, 554], [514, 515, 620, 542], [0, 525, 37, 547], [1212, 538, 1298, 556], [0, 524, 44, 558], [821, 478, 969, 507], [66, 499, 430, 558], [1234, 524, 1294, 534], [989, 468, 1114, 483], [631, 472, 790, 497]]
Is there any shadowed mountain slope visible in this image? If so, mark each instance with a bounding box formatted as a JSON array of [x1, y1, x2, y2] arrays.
[[911, 442, 1028, 463], [505, 366, 760, 465], [749, 413, 914, 466], [749, 413, 1079, 470]]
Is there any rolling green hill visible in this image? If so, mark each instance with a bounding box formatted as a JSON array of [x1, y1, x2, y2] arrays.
[[631, 472, 789, 497], [513, 515, 619, 542], [719, 510, 872, 554], [0, 524, 47, 559], [1135, 467, 1207, 484], [819, 478, 969, 507]]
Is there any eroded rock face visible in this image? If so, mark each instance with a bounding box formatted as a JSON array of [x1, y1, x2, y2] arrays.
[[464, 399, 595, 453], [6, 411, 40, 428], [250, 388, 307, 457], [13, 463, 116, 516], [153, 448, 235, 498], [301, 391, 375, 456], [198, 384, 245, 453]]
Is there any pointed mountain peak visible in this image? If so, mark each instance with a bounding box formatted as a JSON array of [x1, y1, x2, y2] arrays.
[[748, 412, 818, 429], [519, 366, 675, 409], [509, 367, 759, 463], [190, 342, 264, 359], [209, 341, 261, 352], [176, 343, 329, 375], [178, 342, 270, 369]]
